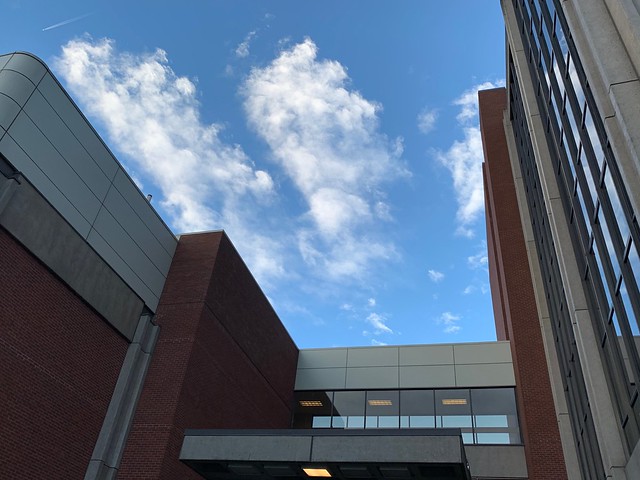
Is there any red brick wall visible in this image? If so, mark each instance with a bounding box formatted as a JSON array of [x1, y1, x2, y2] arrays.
[[118, 231, 299, 479], [0, 227, 128, 479], [480, 88, 568, 479]]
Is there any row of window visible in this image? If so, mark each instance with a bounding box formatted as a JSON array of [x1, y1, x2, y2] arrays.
[[511, 0, 640, 475], [292, 388, 521, 445]]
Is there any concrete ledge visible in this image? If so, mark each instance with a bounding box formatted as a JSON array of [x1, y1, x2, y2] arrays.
[[181, 429, 472, 480]]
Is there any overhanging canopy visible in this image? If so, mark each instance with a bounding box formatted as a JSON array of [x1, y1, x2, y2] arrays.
[[180, 429, 471, 480]]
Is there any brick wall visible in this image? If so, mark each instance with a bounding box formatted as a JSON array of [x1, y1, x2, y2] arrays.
[[480, 88, 568, 479], [0, 226, 128, 479], [118, 231, 299, 479]]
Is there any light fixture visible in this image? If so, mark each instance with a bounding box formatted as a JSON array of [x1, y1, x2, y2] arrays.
[[441, 398, 467, 405], [299, 400, 323, 407], [303, 468, 332, 477], [368, 399, 393, 406]]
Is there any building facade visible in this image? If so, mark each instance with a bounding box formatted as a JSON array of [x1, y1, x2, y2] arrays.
[[0, 51, 551, 480], [480, 1, 640, 478]]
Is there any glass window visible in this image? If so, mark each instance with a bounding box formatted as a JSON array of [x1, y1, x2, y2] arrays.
[[400, 390, 435, 428], [583, 108, 604, 172], [619, 283, 640, 336], [333, 391, 365, 428], [555, 14, 569, 57], [471, 388, 521, 444], [435, 389, 473, 443], [292, 388, 522, 445], [597, 211, 621, 279], [366, 390, 399, 428], [293, 391, 333, 428], [567, 55, 585, 109], [603, 165, 630, 241]]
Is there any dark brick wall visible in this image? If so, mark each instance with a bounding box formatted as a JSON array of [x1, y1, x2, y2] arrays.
[[118, 231, 299, 479], [480, 88, 568, 479], [0, 226, 128, 479]]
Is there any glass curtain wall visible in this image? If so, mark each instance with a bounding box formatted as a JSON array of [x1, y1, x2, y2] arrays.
[[293, 388, 521, 445]]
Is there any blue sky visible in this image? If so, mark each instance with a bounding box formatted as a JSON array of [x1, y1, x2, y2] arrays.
[[2, 1, 506, 348]]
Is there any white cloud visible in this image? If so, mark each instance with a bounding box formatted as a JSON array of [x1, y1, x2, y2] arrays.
[[444, 325, 461, 334], [427, 269, 445, 283], [368, 298, 376, 307], [367, 312, 393, 335], [371, 339, 387, 346], [463, 285, 476, 295], [235, 30, 257, 58], [436, 80, 505, 237], [242, 38, 408, 281], [438, 311, 461, 334], [54, 37, 285, 284], [417, 107, 437, 134], [467, 242, 488, 270]]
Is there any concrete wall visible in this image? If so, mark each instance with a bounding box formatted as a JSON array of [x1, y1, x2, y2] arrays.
[[0, 52, 177, 312], [295, 341, 515, 391]]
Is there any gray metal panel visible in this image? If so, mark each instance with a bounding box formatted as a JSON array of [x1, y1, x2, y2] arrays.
[[113, 168, 177, 257], [102, 185, 173, 275], [399, 344, 455, 366], [4, 53, 46, 85], [0, 53, 12, 71], [91, 207, 167, 295], [37, 73, 119, 180], [453, 342, 512, 364], [454, 363, 516, 387], [0, 174, 143, 339], [23, 90, 111, 201], [297, 349, 348, 369], [0, 93, 20, 130], [294, 368, 346, 391], [0, 133, 92, 237], [345, 366, 399, 389], [399, 365, 456, 388], [347, 347, 399, 367], [8, 112, 102, 224], [87, 228, 159, 311], [0, 69, 37, 107]]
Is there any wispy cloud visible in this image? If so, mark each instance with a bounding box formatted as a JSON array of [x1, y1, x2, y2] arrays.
[[417, 107, 437, 134], [371, 339, 387, 346], [439, 311, 461, 334], [427, 269, 445, 283], [435, 80, 504, 237], [235, 30, 257, 58], [42, 12, 93, 31], [54, 37, 285, 285], [366, 312, 393, 335], [468, 242, 488, 270], [367, 298, 376, 307], [242, 38, 408, 281], [463, 285, 476, 295]]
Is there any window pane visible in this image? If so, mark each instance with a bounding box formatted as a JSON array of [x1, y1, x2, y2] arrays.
[[435, 389, 472, 442], [471, 388, 521, 444], [400, 390, 435, 428], [365, 390, 399, 429], [333, 391, 365, 429], [293, 391, 333, 428]]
